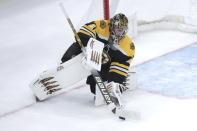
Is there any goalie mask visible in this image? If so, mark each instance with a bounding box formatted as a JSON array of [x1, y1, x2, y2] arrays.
[[109, 13, 128, 44]]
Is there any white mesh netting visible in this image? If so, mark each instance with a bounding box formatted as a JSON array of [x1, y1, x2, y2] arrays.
[[77, 0, 197, 38]]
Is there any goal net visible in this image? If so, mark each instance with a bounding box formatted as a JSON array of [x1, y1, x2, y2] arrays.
[[78, 0, 197, 39], [76, 0, 197, 90]]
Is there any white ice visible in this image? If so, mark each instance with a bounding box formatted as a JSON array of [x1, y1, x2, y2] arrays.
[[0, 0, 197, 131]]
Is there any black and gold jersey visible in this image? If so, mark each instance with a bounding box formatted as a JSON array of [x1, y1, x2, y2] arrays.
[[77, 20, 110, 46], [77, 19, 135, 84]]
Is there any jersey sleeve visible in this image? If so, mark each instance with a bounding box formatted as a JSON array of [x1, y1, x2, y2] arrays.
[[77, 21, 97, 47]]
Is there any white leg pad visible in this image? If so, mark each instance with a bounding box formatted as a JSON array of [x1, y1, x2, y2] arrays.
[[94, 85, 106, 106], [127, 71, 138, 91]]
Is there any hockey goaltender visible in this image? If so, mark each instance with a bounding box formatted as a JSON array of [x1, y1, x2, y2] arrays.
[[61, 13, 136, 106]]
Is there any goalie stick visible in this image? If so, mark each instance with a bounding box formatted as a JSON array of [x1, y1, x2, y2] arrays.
[[59, 3, 127, 120], [91, 70, 127, 120]]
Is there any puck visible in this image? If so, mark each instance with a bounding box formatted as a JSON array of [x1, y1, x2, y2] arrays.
[[119, 116, 126, 120]]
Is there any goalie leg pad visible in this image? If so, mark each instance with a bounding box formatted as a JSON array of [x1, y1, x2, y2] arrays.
[[29, 53, 91, 101], [94, 84, 106, 106]]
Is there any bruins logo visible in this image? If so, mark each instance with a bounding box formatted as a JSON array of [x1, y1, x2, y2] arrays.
[[130, 43, 135, 50], [100, 20, 106, 29]]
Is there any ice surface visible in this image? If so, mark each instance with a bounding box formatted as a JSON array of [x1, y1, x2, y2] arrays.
[[0, 0, 197, 131], [138, 44, 197, 98]]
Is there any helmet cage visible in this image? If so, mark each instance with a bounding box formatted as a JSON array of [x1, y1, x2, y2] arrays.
[[109, 13, 128, 43]]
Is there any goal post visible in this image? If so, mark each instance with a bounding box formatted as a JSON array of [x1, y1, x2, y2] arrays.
[[103, 0, 110, 20]]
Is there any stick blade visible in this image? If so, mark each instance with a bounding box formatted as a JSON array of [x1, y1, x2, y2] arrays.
[[116, 108, 141, 121]]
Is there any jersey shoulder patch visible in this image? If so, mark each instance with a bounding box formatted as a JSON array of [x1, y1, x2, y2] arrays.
[[130, 42, 135, 50], [100, 20, 106, 29]]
